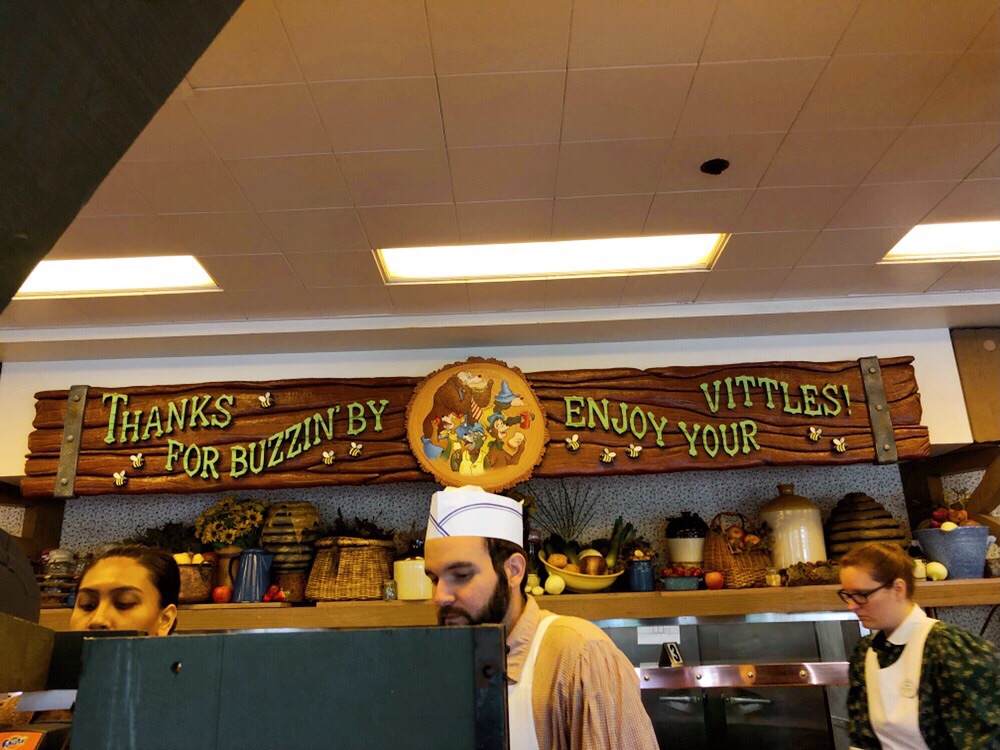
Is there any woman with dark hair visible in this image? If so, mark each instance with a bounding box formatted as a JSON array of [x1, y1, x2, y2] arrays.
[[838, 542, 999, 749], [70, 544, 179, 636]]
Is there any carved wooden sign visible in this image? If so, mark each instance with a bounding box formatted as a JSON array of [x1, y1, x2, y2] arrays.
[[21, 356, 929, 498]]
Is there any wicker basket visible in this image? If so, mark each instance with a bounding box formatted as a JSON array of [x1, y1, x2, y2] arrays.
[[305, 536, 395, 601], [703, 512, 772, 589]]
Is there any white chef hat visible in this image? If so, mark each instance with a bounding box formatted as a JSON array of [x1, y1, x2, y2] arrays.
[[426, 486, 524, 548]]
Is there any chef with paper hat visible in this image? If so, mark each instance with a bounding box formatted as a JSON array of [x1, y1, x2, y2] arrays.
[[424, 486, 658, 750]]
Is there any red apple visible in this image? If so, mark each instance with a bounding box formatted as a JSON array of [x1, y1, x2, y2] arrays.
[[202, 551, 220, 565], [704, 571, 725, 590], [212, 586, 233, 604], [931, 508, 949, 522], [725, 526, 745, 543]]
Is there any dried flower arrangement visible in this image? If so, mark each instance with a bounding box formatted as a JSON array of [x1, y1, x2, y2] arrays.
[[196, 494, 269, 549]]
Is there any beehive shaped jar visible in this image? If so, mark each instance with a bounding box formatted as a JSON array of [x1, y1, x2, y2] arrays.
[[760, 484, 827, 568]]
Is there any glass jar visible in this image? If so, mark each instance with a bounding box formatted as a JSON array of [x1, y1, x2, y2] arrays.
[[765, 567, 782, 587], [627, 559, 656, 592], [382, 580, 398, 601]]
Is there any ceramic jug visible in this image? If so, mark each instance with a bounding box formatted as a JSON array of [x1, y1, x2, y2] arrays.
[[760, 484, 827, 568], [229, 548, 274, 603]]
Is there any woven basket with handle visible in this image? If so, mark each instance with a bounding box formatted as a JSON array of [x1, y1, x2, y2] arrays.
[[703, 512, 772, 589], [305, 536, 395, 601]]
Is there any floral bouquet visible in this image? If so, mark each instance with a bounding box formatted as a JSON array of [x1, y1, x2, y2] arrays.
[[196, 494, 269, 549]]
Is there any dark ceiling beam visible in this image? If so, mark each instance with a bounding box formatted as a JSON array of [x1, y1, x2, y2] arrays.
[[0, 0, 243, 313]]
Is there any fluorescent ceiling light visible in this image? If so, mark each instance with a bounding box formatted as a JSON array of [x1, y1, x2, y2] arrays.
[[379, 234, 727, 283], [14, 256, 218, 299], [882, 221, 1000, 264]]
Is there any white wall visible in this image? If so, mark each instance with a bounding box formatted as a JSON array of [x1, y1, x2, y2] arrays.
[[0, 327, 972, 478]]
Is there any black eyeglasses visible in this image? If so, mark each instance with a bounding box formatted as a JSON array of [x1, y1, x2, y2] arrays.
[[837, 582, 891, 605]]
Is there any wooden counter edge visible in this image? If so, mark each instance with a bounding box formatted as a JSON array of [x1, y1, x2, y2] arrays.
[[38, 579, 998, 632]]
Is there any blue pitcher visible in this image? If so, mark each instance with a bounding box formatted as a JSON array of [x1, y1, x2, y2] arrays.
[[229, 548, 274, 603]]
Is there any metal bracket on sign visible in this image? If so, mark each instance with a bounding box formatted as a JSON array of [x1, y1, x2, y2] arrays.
[[54, 385, 88, 498], [858, 357, 897, 464]]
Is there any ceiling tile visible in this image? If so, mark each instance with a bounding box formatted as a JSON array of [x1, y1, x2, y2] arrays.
[[310, 78, 445, 152], [912, 51, 1000, 125], [696, 268, 786, 301], [659, 132, 785, 191], [555, 139, 670, 197], [543, 277, 626, 309], [186, 84, 329, 159], [198, 254, 305, 292], [760, 128, 901, 187], [468, 281, 546, 312], [438, 72, 565, 148], [737, 186, 854, 231], [284, 251, 384, 288], [78, 169, 152, 217], [827, 181, 957, 229], [865, 124, 999, 183], [835, 0, 996, 54], [619, 272, 706, 305], [425, 0, 572, 74], [712, 231, 818, 270], [118, 161, 251, 213], [357, 205, 460, 248], [568, 0, 716, 67], [337, 150, 454, 206], [675, 59, 826, 136], [644, 189, 753, 234], [275, 0, 433, 80], [310, 285, 394, 316], [226, 288, 321, 320], [456, 200, 553, 243], [0, 299, 94, 328], [450, 145, 558, 202], [122, 101, 218, 161], [970, 148, 1000, 179], [79, 292, 245, 326], [793, 53, 958, 130], [701, 0, 859, 61], [856, 262, 956, 295], [927, 260, 1000, 293], [796, 227, 909, 266], [388, 283, 471, 314], [225, 154, 352, 211], [773, 264, 870, 298], [551, 195, 654, 239], [561, 66, 695, 142], [186, 0, 302, 87], [161, 213, 279, 256], [924, 179, 1000, 223], [49, 216, 182, 259], [259, 208, 370, 253]]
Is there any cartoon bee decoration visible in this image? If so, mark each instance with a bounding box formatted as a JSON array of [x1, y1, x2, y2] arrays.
[[832, 437, 847, 453], [113, 470, 128, 487], [258, 392, 273, 408], [322, 450, 335, 465], [625, 444, 643, 459], [349, 442, 363, 458], [129, 453, 145, 469], [808, 427, 822, 442], [564, 434, 581, 451], [599, 448, 616, 464]]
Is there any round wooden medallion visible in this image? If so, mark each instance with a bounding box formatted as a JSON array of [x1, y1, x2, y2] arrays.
[[406, 358, 548, 491]]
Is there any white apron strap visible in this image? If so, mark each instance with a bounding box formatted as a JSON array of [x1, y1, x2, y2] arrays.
[[508, 614, 560, 750]]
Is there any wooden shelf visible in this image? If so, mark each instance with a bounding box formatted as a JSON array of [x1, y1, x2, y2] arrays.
[[38, 579, 998, 633]]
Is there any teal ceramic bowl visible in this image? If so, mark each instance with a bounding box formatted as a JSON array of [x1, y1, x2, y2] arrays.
[[661, 576, 701, 591]]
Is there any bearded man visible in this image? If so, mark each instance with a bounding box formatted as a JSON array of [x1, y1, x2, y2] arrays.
[[424, 486, 659, 750]]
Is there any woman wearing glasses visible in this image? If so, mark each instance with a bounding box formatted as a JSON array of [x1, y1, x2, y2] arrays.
[[838, 543, 999, 749]]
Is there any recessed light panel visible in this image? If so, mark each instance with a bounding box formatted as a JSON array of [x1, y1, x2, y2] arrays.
[[882, 221, 1000, 264], [14, 256, 218, 299], [378, 234, 728, 284]]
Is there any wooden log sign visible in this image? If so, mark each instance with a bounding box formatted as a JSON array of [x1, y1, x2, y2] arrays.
[[21, 356, 930, 498]]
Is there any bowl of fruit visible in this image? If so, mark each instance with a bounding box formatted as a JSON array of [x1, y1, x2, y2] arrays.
[[173, 552, 216, 603], [540, 551, 624, 593], [660, 564, 704, 591]]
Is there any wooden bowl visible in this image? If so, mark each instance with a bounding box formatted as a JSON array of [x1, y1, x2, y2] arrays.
[[539, 552, 623, 593]]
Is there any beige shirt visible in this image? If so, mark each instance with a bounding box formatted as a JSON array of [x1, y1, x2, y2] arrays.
[[506, 597, 660, 750]]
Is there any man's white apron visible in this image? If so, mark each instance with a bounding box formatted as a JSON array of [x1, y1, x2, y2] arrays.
[[508, 614, 559, 750]]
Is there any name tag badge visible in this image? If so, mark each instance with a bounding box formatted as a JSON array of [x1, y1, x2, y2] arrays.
[[899, 678, 917, 698]]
